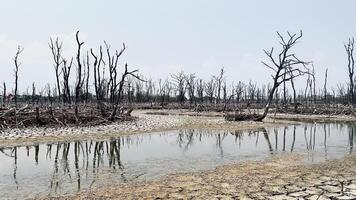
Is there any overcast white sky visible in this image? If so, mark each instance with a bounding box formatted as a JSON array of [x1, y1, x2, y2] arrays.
[[0, 0, 355, 93]]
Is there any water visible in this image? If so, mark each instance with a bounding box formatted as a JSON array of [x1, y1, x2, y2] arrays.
[[0, 122, 356, 199]]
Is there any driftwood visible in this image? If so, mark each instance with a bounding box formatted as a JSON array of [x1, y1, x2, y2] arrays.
[[224, 113, 262, 122]]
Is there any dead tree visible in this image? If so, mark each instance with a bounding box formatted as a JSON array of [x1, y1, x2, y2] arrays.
[[13, 46, 24, 108], [214, 68, 225, 104], [257, 31, 310, 121], [311, 65, 316, 104], [75, 31, 84, 105], [185, 73, 196, 104], [90, 46, 105, 104], [135, 79, 144, 102], [344, 37, 355, 103], [49, 37, 63, 102], [247, 81, 257, 102], [74, 31, 84, 117], [222, 81, 227, 103], [126, 77, 134, 103], [196, 79, 204, 103], [145, 78, 154, 103], [158, 79, 164, 105], [31, 82, 36, 104], [171, 72, 187, 103], [84, 51, 90, 102], [105, 41, 126, 103], [164, 79, 173, 103], [235, 81, 244, 103], [205, 78, 216, 104], [282, 69, 287, 104], [62, 58, 73, 104], [110, 63, 142, 121], [324, 68, 328, 103], [290, 71, 297, 103], [2, 82, 6, 106]]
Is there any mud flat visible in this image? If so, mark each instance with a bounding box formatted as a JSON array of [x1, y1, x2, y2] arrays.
[[0, 110, 290, 148], [42, 154, 355, 200], [2, 110, 356, 199]]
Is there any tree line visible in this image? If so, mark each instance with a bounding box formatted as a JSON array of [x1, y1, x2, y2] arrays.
[[1, 30, 356, 122]]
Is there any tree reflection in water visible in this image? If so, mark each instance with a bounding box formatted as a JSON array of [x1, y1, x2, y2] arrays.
[[1, 123, 356, 196]]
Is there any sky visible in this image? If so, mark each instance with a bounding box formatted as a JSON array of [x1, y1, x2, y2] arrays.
[[0, 0, 355, 93]]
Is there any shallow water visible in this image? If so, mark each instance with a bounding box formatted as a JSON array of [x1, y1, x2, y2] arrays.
[[0, 122, 356, 199]]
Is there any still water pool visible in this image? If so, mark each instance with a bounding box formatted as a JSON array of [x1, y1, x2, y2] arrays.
[[0, 122, 355, 199]]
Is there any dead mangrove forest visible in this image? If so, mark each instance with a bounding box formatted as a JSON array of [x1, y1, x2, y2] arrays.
[[1, 30, 356, 128]]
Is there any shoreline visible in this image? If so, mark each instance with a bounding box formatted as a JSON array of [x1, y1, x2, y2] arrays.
[[0, 109, 355, 148], [43, 153, 356, 199]]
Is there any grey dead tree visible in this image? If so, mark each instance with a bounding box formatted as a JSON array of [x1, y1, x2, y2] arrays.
[[126, 77, 134, 103], [171, 72, 187, 104], [2, 82, 6, 107], [290, 71, 297, 103], [134, 79, 144, 102], [247, 81, 257, 103], [304, 72, 311, 103], [13, 45, 24, 108], [261, 84, 267, 103], [235, 81, 244, 104], [83, 51, 90, 102], [158, 79, 167, 105], [311, 64, 316, 104], [62, 58, 73, 104], [49, 37, 64, 102], [222, 81, 227, 103], [31, 82, 36, 104], [282, 69, 287, 104], [74, 31, 84, 117], [337, 83, 346, 102], [324, 68, 328, 103], [344, 37, 355, 103], [46, 84, 53, 105], [164, 79, 173, 103], [157, 79, 163, 104], [145, 78, 154, 103], [110, 63, 143, 121], [205, 78, 216, 104], [196, 79, 204, 103], [214, 68, 225, 104], [104, 41, 127, 103], [185, 73, 196, 104], [90, 46, 105, 105], [256, 31, 310, 121]]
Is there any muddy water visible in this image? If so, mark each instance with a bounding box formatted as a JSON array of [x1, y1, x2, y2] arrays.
[[0, 122, 355, 199]]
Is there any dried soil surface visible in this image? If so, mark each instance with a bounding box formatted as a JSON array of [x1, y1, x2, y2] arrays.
[[2, 109, 356, 200], [0, 109, 292, 148], [44, 154, 356, 200]]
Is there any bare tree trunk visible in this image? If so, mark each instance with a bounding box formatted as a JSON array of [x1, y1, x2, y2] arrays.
[[75, 31, 84, 118], [214, 68, 225, 104], [110, 64, 142, 121], [290, 75, 296, 103], [2, 82, 6, 107], [85, 51, 90, 102], [13, 46, 24, 108], [345, 38, 355, 104], [75, 31, 84, 105], [255, 31, 310, 121], [312, 65, 316, 104], [32, 82, 36, 104], [324, 68, 328, 103], [49, 38, 63, 102], [62, 58, 73, 104]]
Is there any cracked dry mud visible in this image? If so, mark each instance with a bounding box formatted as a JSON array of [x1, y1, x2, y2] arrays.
[[46, 154, 356, 200]]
